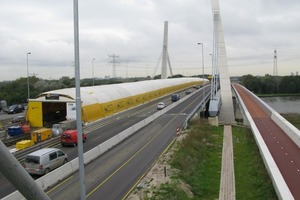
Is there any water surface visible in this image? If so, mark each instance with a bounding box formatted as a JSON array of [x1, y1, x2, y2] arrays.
[[260, 96, 300, 114]]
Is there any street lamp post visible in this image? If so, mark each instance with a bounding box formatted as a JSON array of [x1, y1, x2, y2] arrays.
[[92, 58, 95, 86], [27, 52, 31, 101], [197, 43, 205, 116], [209, 53, 214, 99], [197, 43, 205, 92]]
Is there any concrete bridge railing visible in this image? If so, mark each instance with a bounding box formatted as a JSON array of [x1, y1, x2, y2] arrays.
[[232, 84, 295, 200]]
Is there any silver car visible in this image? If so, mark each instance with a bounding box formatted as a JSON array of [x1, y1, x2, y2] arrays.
[[24, 148, 68, 175], [157, 102, 166, 110]]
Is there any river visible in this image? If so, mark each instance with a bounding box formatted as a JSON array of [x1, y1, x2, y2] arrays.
[[260, 96, 300, 114]]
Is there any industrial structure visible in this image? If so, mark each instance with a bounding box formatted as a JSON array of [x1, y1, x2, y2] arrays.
[[108, 54, 120, 78]]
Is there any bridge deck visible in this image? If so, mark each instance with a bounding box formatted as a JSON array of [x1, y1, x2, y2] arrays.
[[233, 83, 300, 199]]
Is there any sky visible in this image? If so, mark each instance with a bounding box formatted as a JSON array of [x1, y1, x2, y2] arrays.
[[0, 0, 299, 81]]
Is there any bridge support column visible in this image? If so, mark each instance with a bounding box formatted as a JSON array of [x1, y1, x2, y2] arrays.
[[211, 0, 235, 125]]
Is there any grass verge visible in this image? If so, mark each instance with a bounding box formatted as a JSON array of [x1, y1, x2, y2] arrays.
[[146, 120, 223, 200], [280, 113, 300, 129], [232, 126, 278, 200], [144, 121, 278, 200]]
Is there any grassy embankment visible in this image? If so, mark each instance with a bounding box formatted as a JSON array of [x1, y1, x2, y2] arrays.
[[232, 126, 277, 200], [145, 120, 277, 200], [281, 113, 300, 129]]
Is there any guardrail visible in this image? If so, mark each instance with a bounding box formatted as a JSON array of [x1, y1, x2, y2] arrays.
[[232, 84, 294, 200], [183, 85, 211, 129], [3, 87, 202, 200]]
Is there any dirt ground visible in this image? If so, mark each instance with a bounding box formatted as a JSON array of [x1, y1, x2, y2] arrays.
[[126, 132, 189, 200]]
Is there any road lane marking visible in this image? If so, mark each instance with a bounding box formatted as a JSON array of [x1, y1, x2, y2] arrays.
[[86, 115, 177, 198], [46, 175, 74, 194], [122, 137, 177, 200], [86, 92, 198, 198]]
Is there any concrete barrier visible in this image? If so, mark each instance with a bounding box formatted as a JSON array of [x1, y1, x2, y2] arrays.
[[232, 85, 294, 200], [271, 112, 300, 148], [84, 147, 100, 165]]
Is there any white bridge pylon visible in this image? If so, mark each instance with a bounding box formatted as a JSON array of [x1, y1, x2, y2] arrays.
[[153, 21, 173, 79], [211, 0, 235, 124]]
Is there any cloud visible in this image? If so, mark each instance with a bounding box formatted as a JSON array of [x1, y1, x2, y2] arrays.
[[0, 0, 299, 81]]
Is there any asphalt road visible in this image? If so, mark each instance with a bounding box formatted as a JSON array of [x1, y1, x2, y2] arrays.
[[47, 87, 209, 200], [0, 86, 210, 199]]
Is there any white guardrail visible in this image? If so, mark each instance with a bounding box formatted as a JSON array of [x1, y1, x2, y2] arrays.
[[232, 85, 295, 200], [3, 89, 202, 200]]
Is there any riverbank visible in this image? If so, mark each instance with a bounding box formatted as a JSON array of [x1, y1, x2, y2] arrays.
[[281, 113, 300, 129]]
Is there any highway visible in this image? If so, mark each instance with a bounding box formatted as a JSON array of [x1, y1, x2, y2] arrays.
[[233, 83, 300, 199], [0, 86, 210, 199], [46, 87, 210, 200]]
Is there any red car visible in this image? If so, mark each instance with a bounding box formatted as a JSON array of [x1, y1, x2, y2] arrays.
[[61, 130, 87, 147]]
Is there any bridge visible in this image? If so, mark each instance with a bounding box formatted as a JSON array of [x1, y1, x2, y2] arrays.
[[2, 80, 299, 199], [0, 0, 300, 199]]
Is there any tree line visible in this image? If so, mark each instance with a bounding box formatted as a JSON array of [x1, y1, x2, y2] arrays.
[[0, 76, 128, 106], [239, 74, 300, 95], [1, 74, 298, 106]]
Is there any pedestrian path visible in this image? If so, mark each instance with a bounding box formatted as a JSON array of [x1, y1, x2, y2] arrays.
[[219, 125, 236, 200]]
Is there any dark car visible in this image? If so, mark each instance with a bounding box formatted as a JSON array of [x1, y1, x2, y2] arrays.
[[7, 104, 25, 114], [171, 94, 180, 102], [185, 90, 192, 95]]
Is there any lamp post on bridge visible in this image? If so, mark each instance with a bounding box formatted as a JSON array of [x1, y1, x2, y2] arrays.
[[92, 58, 95, 86], [26, 52, 31, 101], [197, 43, 205, 115]]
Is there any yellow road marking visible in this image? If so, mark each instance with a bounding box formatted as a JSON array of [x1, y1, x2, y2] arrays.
[[86, 114, 177, 198], [46, 175, 74, 194]]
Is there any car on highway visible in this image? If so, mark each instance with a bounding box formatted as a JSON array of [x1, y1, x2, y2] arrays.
[[24, 148, 68, 175], [11, 116, 26, 123], [185, 90, 192, 95], [171, 93, 180, 102], [61, 129, 87, 147], [193, 85, 200, 90], [7, 104, 24, 114], [157, 102, 166, 110]]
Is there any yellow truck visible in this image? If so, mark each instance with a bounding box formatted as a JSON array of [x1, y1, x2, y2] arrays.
[[31, 128, 52, 143], [16, 140, 34, 150]]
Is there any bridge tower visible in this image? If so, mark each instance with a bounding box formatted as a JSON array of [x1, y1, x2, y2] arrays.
[[161, 21, 168, 79], [160, 21, 173, 79], [211, 0, 235, 124]]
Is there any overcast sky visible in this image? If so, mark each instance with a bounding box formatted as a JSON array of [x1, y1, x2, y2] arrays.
[[0, 0, 299, 81]]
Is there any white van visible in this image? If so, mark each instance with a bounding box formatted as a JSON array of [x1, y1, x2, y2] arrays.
[[24, 148, 68, 175]]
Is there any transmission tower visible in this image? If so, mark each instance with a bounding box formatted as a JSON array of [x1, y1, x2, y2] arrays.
[[108, 54, 120, 78], [273, 49, 278, 76], [273, 49, 278, 93]]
